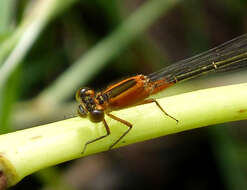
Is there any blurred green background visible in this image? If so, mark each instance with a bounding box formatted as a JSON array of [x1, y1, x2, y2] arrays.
[[1, 0, 247, 189]]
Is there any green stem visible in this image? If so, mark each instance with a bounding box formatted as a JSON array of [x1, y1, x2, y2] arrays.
[[0, 0, 77, 88], [0, 83, 247, 187], [0, 0, 15, 33]]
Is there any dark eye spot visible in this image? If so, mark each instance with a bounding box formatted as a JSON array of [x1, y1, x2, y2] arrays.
[[78, 105, 88, 117], [75, 87, 91, 102]]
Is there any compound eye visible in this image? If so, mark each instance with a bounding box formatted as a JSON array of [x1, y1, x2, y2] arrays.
[[89, 109, 104, 122], [75, 88, 90, 102], [77, 105, 88, 117]]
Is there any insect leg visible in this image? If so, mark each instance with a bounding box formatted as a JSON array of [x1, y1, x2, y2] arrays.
[[107, 113, 132, 150], [141, 98, 178, 123], [82, 119, 110, 154]]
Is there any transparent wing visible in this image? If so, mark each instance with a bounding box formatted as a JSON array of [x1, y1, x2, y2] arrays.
[[148, 34, 247, 83]]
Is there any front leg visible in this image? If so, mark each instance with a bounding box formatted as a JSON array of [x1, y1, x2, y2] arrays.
[[107, 113, 132, 150], [82, 119, 110, 154]]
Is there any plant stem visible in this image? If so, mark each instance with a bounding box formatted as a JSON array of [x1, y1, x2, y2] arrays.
[[0, 0, 77, 88], [0, 83, 247, 187]]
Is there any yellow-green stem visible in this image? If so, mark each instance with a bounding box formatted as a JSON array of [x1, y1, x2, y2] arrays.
[[0, 83, 247, 187]]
